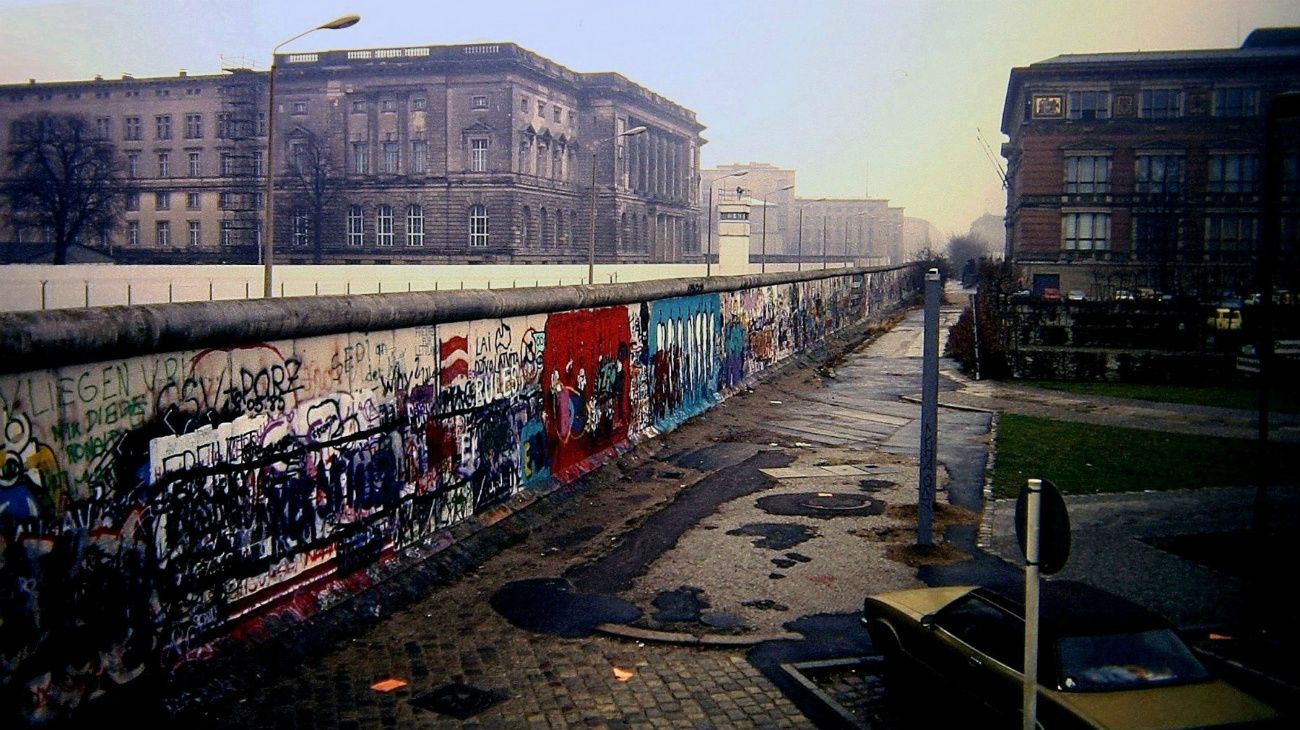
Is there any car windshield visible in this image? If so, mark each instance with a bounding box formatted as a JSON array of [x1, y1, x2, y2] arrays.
[[1055, 629, 1210, 692]]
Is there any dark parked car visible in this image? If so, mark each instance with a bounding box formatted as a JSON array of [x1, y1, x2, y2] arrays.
[[862, 580, 1278, 729]]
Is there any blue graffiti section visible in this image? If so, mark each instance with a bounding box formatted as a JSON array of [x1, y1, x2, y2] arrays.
[[648, 295, 722, 432]]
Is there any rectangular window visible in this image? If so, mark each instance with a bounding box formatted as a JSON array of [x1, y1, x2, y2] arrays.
[[381, 99, 396, 113], [1134, 154, 1184, 194], [293, 212, 309, 245], [472, 95, 489, 109], [470, 138, 489, 172], [1064, 154, 1110, 194], [156, 220, 171, 246], [253, 150, 264, 176], [186, 192, 201, 210], [184, 113, 203, 138], [221, 152, 235, 176], [126, 192, 140, 211], [411, 140, 427, 174], [352, 100, 366, 113], [188, 220, 201, 246], [412, 97, 427, 111], [382, 142, 399, 173], [256, 112, 267, 136], [126, 152, 139, 178], [376, 205, 393, 246], [1213, 88, 1258, 117], [219, 192, 233, 210], [1285, 152, 1300, 195], [155, 191, 170, 210], [1067, 90, 1110, 120], [347, 206, 364, 246], [352, 142, 368, 174], [1062, 212, 1110, 251], [188, 151, 201, 177], [127, 221, 139, 246], [1207, 153, 1259, 193], [552, 105, 561, 122], [538, 100, 546, 116], [155, 114, 172, 140], [221, 221, 234, 246], [124, 116, 141, 141], [291, 101, 307, 115], [95, 116, 111, 139], [1133, 214, 1179, 258], [157, 151, 170, 177], [1139, 89, 1181, 119], [216, 112, 231, 138], [520, 97, 528, 112], [1205, 216, 1257, 254], [290, 141, 308, 174]]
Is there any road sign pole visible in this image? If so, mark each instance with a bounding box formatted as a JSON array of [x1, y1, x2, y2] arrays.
[[1023, 478, 1041, 730], [917, 268, 940, 546]]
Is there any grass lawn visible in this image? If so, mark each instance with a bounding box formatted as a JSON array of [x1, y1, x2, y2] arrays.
[[1016, 381, 1300, 413], [991, 414, 1299, 498]]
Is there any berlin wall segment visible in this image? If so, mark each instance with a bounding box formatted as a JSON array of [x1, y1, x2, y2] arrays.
[[0, 265, 917, 725]]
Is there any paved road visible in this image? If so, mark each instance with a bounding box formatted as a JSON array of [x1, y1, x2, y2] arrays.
[[158, 293, 1294, 729]]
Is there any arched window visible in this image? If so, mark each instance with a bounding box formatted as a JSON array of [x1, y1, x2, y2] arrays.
[[540, 208, 550, 248], [570, 211, 578, 247], [406, 204, 424, 246], [347, 205, 363, 246], [522, 206, 532, 246], [376, 204, 393, 246], [556, 209, 566, 245], [469, 204, 489, 247]]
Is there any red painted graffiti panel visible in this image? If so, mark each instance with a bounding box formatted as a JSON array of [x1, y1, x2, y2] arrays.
[[542, 307, 633, 479]]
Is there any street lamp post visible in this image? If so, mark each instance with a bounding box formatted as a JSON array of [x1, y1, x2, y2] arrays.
[[760, 183, 794, 274], [589, 126, 646, 285], [263, 13, 360, 299], [706, 170, 748, 276]]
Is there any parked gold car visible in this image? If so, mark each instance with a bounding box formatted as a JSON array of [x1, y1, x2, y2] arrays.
[[862, 581, 1280, 729]]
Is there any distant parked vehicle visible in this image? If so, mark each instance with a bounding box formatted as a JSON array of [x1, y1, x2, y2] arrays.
[[1209, 307, 1243, 331], [1041, 287, 1062, 302], [1009, 289, 1033, 302], [1113, 289, 1136, 302], [1066, 290, 1087, 302]]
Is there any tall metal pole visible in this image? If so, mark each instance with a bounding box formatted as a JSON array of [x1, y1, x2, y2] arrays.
[[1023, 478, 1042, 730], [918, 268, 941, 547], [589, 150, 597, 285], [797, 207, 804, 272], [262, 60, 277, 298], [706, 186, 714, 277]]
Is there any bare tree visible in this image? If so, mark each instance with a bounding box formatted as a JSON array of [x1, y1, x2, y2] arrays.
[[281, 128, 342, 264], [3, 112, 128, 264]]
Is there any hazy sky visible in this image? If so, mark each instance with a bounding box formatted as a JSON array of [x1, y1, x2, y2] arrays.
[[3, 0, 1300, 237]]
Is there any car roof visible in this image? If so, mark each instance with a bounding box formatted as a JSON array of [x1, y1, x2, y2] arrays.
[[971, 579, 1169, 638]]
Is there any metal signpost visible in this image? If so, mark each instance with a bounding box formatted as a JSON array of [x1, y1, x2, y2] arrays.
[[917, 268, 940, 546], [1015, 477, 1071, 730]]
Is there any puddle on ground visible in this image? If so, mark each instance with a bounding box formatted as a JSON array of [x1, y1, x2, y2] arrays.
[[726, 523, 818, 550], [756, 492, 884, 519], [651, 586, 709, 623], [489, 578, 641, 637]]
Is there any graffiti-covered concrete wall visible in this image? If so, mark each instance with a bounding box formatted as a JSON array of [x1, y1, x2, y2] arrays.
[[0, 266, 917, 724]]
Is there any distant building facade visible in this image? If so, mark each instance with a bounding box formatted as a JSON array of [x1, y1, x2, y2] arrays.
[[1, 43, 706, 265], [701, 162, 908, 266], [1001, 28, 1300, 298]]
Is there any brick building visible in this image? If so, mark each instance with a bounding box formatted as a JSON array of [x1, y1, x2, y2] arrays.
[[1001, 28, 1300, 298], [1, 43, 705, 265]]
